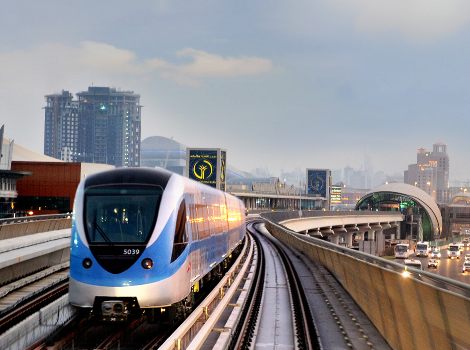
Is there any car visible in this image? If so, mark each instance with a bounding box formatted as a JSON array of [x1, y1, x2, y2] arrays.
[[404, 258, 423, 270], [462, 238, 470, 247], [430, 249, 441, 259], [462, 261, 470, 273], [427, 258, 439, 268], [465, 254, 470, 262]]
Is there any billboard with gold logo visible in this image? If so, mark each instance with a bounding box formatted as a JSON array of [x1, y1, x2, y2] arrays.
[[187, 148, 226, 189], [306, 169, 331, 199]]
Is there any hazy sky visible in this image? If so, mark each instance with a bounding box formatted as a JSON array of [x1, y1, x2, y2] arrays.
[[2, 1, 470, 180]]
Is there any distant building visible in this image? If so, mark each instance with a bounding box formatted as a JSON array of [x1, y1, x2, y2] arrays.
[[2, 127, 113, 216], [141, 136, 186, 175], [77, 87, 141, 167], [440, 192, 470, 238], [44, 87, 142, 167], [404, 143, 449, 203], [12, 161, 112, 215], [44, 91, 79, 161]]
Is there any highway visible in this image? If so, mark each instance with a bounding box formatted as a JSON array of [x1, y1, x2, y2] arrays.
[[394, 246, 470, 283]]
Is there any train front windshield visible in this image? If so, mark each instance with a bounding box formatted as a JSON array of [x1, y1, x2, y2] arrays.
[[84, 185, 162, 244]]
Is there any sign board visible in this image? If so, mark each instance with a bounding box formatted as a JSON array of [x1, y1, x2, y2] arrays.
[[306, 168, 331, 209], [330, 185, 342, 205], [187, 148, 226, 190]]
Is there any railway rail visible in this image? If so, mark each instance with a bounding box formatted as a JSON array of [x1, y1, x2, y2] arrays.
[[230, 221, 318, 349], [255, 222, 391, 349], [0, 276, 68, 334]]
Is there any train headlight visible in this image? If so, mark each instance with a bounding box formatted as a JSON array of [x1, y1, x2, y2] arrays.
[[82, 258, 93, 269], [142, 258, 154, 270]]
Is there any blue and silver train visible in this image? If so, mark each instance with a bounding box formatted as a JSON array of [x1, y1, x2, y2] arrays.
[[69, 167, 246, 320]]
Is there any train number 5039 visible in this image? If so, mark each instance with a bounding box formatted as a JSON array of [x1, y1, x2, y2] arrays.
[[123, 249, 140, 255]]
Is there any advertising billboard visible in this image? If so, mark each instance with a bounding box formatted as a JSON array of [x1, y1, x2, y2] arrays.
[[330, 185, 342, 205], [188, 149, 218, 188], [306, 169, 331, 198], [187, 148, 226, 190]]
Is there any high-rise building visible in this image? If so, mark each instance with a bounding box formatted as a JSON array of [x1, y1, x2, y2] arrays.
[[44, 87, 142, 167], [404, 143, 449, 203], [44, 91, 79, 161], [77, 87, 141, 167]]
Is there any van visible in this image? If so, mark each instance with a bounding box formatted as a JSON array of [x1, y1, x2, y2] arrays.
[[394, 243, 411, 259], [448, 244, 461, 259], [415, 241, 431, 257]]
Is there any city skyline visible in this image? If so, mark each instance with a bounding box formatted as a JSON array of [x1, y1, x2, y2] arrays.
[[2, 2, 470, 180]]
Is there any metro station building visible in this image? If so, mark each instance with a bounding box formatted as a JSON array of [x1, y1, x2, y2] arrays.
[[356, 183, 442, 242]]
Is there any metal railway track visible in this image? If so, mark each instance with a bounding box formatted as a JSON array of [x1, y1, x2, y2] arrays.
[[257, 222, 392, 350], [260, 225, 318, 349], [0, 279, 69, 334], [226, 226, 265, 349], [232, 222, 318, 349]]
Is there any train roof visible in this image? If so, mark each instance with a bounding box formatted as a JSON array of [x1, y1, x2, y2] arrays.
[[84, 167, 173, 189]]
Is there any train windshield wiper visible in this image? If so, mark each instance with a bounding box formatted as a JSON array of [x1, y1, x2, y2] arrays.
[[94, 221, 113, 244]]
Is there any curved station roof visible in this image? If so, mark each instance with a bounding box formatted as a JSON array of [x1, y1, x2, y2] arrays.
[[356, 182, 442, 237]]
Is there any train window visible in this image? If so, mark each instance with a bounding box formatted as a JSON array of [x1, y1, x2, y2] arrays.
[[84, 185, 162, 244], [171, 199, 188, 262]]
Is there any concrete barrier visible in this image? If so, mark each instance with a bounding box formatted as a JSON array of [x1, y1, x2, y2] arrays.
[[0, 218, 71, 240], [265, 221, 470, 350]]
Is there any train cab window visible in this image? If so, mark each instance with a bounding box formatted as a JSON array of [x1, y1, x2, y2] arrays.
[[171, 199, 188, 262], [84, 185, 162, 244]]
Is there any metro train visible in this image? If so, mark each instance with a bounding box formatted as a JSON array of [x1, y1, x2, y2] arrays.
[[69, 167, 246, 321]]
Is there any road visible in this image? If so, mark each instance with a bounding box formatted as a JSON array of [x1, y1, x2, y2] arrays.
[[394, 246, 470, 283]]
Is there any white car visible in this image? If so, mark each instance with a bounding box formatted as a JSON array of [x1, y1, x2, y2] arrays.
[[430, 249, 441, 259], [462, 261, 470, 273], [404, 259, 423, 270], [427, 258, 439, 268]]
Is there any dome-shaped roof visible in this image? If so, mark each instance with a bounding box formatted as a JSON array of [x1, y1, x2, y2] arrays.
[[141, 136, 186, 151], [359, 182, 442, 235]]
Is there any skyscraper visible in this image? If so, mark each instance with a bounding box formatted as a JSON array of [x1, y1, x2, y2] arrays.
[[404, 143, 449, 203], [44, 91, 79, 161], [77, 87, 141, 167], [44, 87, 142, 167]]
